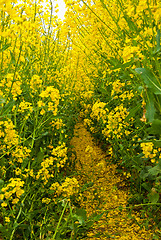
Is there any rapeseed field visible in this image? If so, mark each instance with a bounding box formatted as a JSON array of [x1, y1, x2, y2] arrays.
[[0, 0, 161, 239]]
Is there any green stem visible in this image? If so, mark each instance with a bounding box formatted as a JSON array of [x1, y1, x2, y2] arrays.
[[69, 202, 75, 237], [10, 207, 22, 240], [52, 200, 68, 240]]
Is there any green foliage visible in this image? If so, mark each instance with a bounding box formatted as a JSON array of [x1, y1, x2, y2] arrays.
[[74, 0, 161, 232], [1, 0, 161, 238]]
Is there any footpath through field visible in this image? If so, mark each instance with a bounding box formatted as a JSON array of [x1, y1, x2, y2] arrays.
[[70, 122, 155, 240]]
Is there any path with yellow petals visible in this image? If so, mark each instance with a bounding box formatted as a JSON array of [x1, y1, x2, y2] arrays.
[[71, 122, 156, 240]]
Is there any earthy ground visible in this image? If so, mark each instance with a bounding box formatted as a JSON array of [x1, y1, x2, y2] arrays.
[[70, 122, 156, 240]]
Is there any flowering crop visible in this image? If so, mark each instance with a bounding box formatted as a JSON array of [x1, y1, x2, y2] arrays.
[[0, 0, 83, 239], [63, 0, 161, 236], [0, 0, 161, 239]]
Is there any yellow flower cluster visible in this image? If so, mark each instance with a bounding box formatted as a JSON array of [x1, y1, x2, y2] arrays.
[[51, 119, 65, 130], [0, 73, 22, 101], [84, 118, 93, 128], [30, 75, 43, 93], [110, 80, 135, 102], [79, 103, 93, 118], [140, 142, 158, 163], [36, 156, 55, 184], [119, 90, 134, 101], [102, 104, 129, 140], [18, 101, 33, 113], [50, 177, 79, 199], [42, 198, 51, 204], [90, 101, 108, 123], [51, 142, 68, 169], [111, 80, 125, 96], [122, 45, 143, 63], [140, 142, 154, 158], [0, 119, 19, 151], [39, 86, 60, 115], [81, 91, 94, 100], [11, 146, 31, 163], [1, 178, 24, 207], [36, 143, 68, 184]]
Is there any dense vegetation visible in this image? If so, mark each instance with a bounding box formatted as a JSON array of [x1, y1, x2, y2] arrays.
[[0, 0, 161, 239]]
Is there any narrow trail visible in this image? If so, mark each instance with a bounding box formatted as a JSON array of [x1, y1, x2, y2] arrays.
[[70, 122, 155, 240]]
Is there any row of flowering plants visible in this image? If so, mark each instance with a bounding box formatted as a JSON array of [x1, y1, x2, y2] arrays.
[[0, 1, 93, 239], [63, 0, 161, 231]]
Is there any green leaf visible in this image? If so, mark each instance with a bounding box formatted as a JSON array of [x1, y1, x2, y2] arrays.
[[135, 68, 161, 94], [0, 179, 4, 189], [1, 100, 15, 117], [73, 215, 85, 225], [31, 151, 44, 168], [156, 29, 161, 52], [153, 140, 161, 148], [148, 165, 161, 176], [141, 182, 151, 191], [74, 208, 87, 225], [36, 151, 44, 161], [93, 212, 104, 221], [140, 170, 149, 180], [0, 157, 6, 167], [145, 89, 155, 122], [76, 208, 87, 220], [125, 104, 141, 122], [158, 159, 161, 168], [10, 51, 16, 65], [22, 158, 28, 170], [150, 119, 161, 135], [148, 192, 159, 204]]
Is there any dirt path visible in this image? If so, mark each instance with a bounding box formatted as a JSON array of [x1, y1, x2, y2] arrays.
[[70, 122, 156, 240]]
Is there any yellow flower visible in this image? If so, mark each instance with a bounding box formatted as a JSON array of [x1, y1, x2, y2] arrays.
[[40, 109, 46, 115], [37, 100, 45, 108], [12, 198, 19, 205], [0, 194, 4, 200], [1, 202, 7, 207], [18, 101, 33, 113], [151, 159, 155, 163], [140, 142, 154, 158], [42, 198, 51, 204], [16, 189, 24, 198], [5, 217, 10, 223]]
